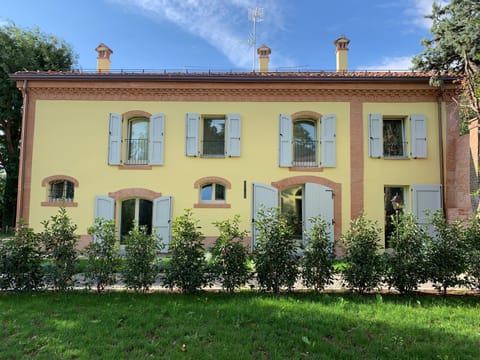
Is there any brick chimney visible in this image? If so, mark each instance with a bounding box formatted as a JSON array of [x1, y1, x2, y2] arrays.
[[95, 43, 113, 73], [333, 35, 350, 72], [257, 44, 271, 72]]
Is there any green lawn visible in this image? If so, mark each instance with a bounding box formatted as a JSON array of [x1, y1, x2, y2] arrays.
[[0, 292, 479, 359]]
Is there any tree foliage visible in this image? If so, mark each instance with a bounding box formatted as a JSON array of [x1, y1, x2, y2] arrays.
[[0, 23, 76, 227], [412, 1, 480, 124]]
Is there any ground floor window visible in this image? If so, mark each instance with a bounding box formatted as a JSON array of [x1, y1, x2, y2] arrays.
[[120, 198, 153, 244], [281, 185, 303, 239], [384, 186, 405, 248]]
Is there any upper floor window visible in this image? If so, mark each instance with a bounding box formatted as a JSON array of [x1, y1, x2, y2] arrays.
[[49, 180, 74, 202], [186, 113, 241, 158], [108, 112, 165, 166], [369, 113, 427, 159], [279, 113, 336, 168]]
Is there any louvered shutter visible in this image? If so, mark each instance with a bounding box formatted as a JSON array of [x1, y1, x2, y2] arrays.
[[410, 114, 427, 158], [279, 114, 292, 167], [304, 183, 334, 244], [186, 113, 199, 156], [108, 113, 122, 165], [149, 113, 165, 165], [368, 113, 383, 158], [412, 184, 442, 237], [320, 114, 336, 167], [251, 183, 278, 249], [94, 195, 115, 243], [152, 196, 172, 252], [226, 113, 241, 157]]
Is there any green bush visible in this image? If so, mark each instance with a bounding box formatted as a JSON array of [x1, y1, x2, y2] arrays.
[[384, 213, 429, 294], [164, 210, 208, 293], [40, 208, 79, 291], [122, 225, 160, 293], [84, 219, 121, 293], [464, 213, 480, 290], [211, 215, 251, 292], [426, 211, 468, 295], [342, 213, 383, 293], [301, 216, 336, 292], [253, 207, 299, 293], [0, 222, 43, 291]]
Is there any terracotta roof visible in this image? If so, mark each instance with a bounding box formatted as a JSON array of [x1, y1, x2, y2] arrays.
[[10, 70, 461, 83]]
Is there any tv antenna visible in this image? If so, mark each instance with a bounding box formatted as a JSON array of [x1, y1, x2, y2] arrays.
[[248, 7, 264, 71]]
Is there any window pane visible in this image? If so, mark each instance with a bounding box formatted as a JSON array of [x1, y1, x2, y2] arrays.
[[201, 184, 213, 201], [121, 199, 136, 243], [65, 181, 74, 201], [293, 120, 317, 166], [383, 119, 405, 157], [128, 118, 149, 164], [139, 199, 153, 235], [215, 184, 225, 200], [203, 118, 225, 156]]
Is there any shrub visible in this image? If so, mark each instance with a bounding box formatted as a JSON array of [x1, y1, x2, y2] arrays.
[[122, 224, 160, 293], [301, 215, 336, 292], [425, 211, 468, 295], [211, 215, 251, 292], [464, 213, 480, 290], [342, 213, 383, 293], [84, 219, 121, 293], [164, 210, 208, 293], [253, 207, 299, 293], [0, 222, 43, 291], [384, 213, 429, 294], [40, 208, 79, 291]]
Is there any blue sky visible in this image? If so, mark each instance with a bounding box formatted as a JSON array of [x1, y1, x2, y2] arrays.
[[0, 0, 448, 72]]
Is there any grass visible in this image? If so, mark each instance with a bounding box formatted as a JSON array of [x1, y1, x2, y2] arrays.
[[0, 292, 479, 359]]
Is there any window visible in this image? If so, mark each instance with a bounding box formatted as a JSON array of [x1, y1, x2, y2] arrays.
[[186, 113, 241, 157], [384, 186, 405, 248], [126, 117, 149, 164], [120, 198, 153, 244], [369, 113, 427, 159], [200, 183, 226, 203], [279, 113, 336, 168], [49, 180, 74, 202], [108, 112, 165, 166]]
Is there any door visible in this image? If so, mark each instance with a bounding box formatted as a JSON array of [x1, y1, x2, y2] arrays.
[[251, 183, 278, 248], [303, 183, 334, 243]]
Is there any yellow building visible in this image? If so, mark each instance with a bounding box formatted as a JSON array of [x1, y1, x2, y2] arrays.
[[11, 38, 474, 253]]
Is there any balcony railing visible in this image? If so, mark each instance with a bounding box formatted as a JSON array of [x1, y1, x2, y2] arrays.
[[293, 139, 318, 167], [126, 138, 148, 164], [384, 140, 408, 158], [202, 140, 225, 157]]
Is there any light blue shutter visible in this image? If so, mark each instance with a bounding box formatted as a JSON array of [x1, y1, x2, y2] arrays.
[[149, 113, 165, 165], [94, 196, 115, 242], [320, 114, 336, 167], [279, 114, 292, 167], [226, 113, 241, 157], [368, 113, 383, 158], [108, 113, 122, 165], [412, 184, 442, 236], [304, 183, 334, 244], [410, 114, 427, 158], [186, 113, 199, 156], [251, 183, 278, 248], [152, 196, 172, 252]]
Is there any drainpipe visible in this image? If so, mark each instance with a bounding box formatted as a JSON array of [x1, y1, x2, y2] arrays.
[[16, 79, 28, 226], [437, 86, 446, 216]]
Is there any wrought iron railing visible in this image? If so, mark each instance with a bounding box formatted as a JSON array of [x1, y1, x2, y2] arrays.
[[202, 140, 225, 156], [293, 139, 318, 167], [126, 138, 149, 164], [383, 140, 408, 158]]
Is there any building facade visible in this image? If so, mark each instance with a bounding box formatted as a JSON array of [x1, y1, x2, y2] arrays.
[[11, 40, 474, 253]]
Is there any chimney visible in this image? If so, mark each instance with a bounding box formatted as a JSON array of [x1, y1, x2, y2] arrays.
[[95, 43, 113, 73], [333, 35, 350, 72], [257, 44, 271, 72]]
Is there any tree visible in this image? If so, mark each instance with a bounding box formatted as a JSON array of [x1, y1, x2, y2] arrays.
[[0, 23, 76, 228], [412, 1, 480, 124]]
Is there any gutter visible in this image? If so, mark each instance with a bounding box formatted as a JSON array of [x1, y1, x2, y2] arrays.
[[16, 80, 28, 225], [437, 87, 447, 216]]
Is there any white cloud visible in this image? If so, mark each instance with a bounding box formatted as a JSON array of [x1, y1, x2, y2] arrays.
[[0, 17, 9, 27], [358, 56, 414, 71], [406, 0, 449, 29], [108, 0, 288, 69]]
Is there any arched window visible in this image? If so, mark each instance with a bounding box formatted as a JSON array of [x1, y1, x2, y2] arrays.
[[49, 180, 75, 202], [293, 119, 317, 167], [200, 183, 226, 203], [126, 117, 149, 164]]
